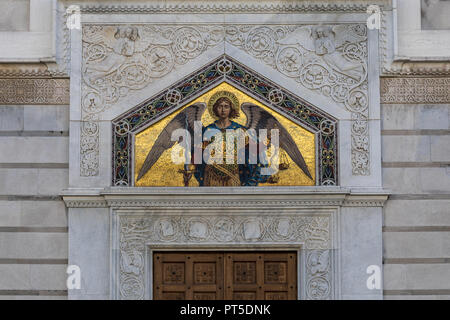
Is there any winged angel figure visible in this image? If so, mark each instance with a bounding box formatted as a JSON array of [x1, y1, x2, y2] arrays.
[[277, 25, 366, 82], [137, 91, 312, 187]]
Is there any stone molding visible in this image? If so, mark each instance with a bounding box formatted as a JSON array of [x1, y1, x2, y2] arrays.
[[79, 1, 390, 14], [0, 63, 69, 79], [65, 198, 387, 208], [0, 64, 54, 79], [62, 188, 389, 208], [64, 199, 108, 208], [381, 62, 450, 76]]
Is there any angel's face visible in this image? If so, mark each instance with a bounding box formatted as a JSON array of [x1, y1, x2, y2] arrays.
[[125, 27, 133, 38], [215, 100, 232, 120]]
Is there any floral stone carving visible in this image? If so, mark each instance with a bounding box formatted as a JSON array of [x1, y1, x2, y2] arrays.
[[116, 214, 332, 300], [81, 24, 369, 177]]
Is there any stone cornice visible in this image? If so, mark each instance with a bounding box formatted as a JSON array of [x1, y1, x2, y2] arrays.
[[342, 195, 388, 207], [61, 187, 389, 208], [63, 196, 107, 208], [105, 199, 345, 208], [79, 1, 391, 14], [381, 62, 450, 77], [0, 63, 69, 79], [0, 64, 51, 79]]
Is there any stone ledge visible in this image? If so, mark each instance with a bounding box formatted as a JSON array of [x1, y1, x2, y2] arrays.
[[61, 187, 389, 208], [79, 1, 391, 14]]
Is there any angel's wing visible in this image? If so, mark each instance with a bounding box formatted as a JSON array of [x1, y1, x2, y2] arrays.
[[241, 103, 313, 180], [136, 102, 206, 181], [276, 26, 315, 51], [133, 26, 174, 53], [311, 251, 329, 274], [332, 25, 366, 48]]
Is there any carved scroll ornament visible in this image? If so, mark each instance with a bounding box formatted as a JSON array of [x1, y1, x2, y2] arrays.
[[81, 24, 369, 177]]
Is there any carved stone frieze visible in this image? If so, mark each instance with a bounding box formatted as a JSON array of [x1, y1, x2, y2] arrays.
[[116, 213, 332, 300], [57, 0, 450, 78], [0, 78, 70, 105], [81, 23, 370, 177], [380, 77, 450, 104]]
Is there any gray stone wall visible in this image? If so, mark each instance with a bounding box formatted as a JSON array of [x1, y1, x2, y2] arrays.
[[0, 0, 29, 32], [381, 101, 450, 299], [421, 0, 450, 30], [0, 104, 68, 299]]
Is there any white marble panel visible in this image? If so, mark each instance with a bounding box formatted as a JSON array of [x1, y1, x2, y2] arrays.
[[68, 207, 110, 298], [384, 264, 450, 290], [384, 232, 450, 259], [0, 232, 68, 259], [384, 200, 450, 227], [340, 206, 383, 298], [0, 137, 68, 163], [0, 200, 67, 227]]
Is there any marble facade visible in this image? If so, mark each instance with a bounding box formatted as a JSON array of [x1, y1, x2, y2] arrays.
[[62, 0, 387, 300], [0, 0, 449, 300]]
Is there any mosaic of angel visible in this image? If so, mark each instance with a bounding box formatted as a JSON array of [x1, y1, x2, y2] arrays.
[[136, 90, 313, 187]]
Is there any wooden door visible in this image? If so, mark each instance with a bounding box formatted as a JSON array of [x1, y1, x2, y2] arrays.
[[224, 252, 297, 300], [153, 251, 297, 300], [153, 252, 224, 300]]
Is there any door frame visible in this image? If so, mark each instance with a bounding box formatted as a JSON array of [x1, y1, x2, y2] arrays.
[[146, 244, 304, 300], [110, 207, 340, 300]]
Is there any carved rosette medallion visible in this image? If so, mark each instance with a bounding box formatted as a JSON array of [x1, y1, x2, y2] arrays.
[[305, 250, 333, 300]]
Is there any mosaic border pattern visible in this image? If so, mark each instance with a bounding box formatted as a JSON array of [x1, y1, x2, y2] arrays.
[[112, 55, 338, 186]]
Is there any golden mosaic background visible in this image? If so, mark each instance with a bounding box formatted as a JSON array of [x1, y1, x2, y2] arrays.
[[135, 82, 316, 186]]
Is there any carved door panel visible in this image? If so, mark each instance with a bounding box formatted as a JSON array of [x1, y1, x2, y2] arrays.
[[153, 252, 297, 300], [153, 252, 224, 300], [224, 252, 297, 300]]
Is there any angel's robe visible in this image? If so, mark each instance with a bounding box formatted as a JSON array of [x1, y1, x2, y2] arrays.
[[194, 121, 269, 187]]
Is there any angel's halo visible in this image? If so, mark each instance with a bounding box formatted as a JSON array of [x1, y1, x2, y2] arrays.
[[207, 90, 240, 120]]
